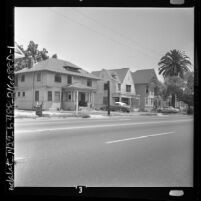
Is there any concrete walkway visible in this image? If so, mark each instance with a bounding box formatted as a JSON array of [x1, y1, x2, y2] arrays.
[[14, 109, 187, 119]]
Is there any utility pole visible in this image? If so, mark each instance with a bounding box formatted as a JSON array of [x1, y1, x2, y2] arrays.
[[107, 81, 110, 116]]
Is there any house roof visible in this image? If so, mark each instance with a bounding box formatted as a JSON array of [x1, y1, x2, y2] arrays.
[[132, 69, 157, 84], [15, 58, 100, 80], [92, 68, 129, 83], [108, 68, 129, 83], [91, 71, 101, 77]]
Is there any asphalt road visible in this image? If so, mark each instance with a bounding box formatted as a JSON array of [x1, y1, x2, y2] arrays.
[[14, 114, 194, 187]]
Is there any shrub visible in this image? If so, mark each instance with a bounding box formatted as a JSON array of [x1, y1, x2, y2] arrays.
[[187, 107, 193, 115], [81, 114, 90, 118]]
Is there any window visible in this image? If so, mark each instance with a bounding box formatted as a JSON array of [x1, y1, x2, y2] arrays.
[[48, 91, 52, 101], [22, 92, 25, 97], [15, 75, 18, 86], [37, 72, 41, 81], [68, 94, 71, 101], [145, 97, 148, 105], [63, 92, 71, 102], [21, 74, 25, 82], [18, 92, 20, 97], [126, 85, 131, 92], [104, 83, 108, 90], [151, 98, 154, 106], [87, 79, 92, 87], [35, 91, 39, 101], [146, 85, 149, 94], [67, 75, 72, 84], [55, 74, 61, 82], [118, 83, 121, 91], [114, 97, 119, 102], [55, 91, 60, 102]]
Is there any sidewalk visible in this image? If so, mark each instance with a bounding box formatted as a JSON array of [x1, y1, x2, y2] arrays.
[[15, 109, 163, 119]]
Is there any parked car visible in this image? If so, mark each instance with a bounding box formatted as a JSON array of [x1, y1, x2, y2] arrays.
[[115, 102, 128, 107], [100, 102, 130, 112], [157, 106, 180, 113]]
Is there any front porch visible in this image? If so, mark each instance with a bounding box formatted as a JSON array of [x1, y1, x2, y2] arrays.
[[61, 83, 96, 111], [112, 92, 140, 108]]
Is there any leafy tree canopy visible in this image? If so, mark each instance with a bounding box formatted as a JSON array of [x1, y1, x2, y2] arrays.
[[14, 41, 55, 71]]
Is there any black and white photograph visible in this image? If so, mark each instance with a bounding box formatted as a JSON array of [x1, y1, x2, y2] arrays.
[[13, 5, 195, 190]]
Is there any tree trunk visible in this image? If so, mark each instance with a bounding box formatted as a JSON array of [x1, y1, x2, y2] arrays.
[[171, 94, 176, 108]]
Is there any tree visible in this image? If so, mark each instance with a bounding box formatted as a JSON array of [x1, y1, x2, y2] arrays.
[[14, 41, 49, 71], [162, 72, 194, 112], [179, 72, 194, 110], [52, 54, 58, 59], [163, 76, 185, 107], [183, 71, 194, 95], [158, 49, 192, 78], [158, 49, 192, 107]]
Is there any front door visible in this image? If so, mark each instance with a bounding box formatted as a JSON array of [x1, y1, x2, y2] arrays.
[[80, 93, 85, 102], [79, 92, 86, 106]]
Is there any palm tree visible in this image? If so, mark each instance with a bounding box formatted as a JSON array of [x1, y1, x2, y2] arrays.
[[158, 49, 192, 79], [158, 49, 192, 107]]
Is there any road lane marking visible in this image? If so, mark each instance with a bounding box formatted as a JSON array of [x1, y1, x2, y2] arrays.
[[15, 119, 192, 134], [105, 132, 175, 144]]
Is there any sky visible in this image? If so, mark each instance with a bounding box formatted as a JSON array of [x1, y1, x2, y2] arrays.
[[15, 7, 194, 81]]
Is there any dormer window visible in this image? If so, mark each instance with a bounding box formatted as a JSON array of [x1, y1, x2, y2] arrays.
[[111, 73, 117, 79], [63, 66, 80, 73]]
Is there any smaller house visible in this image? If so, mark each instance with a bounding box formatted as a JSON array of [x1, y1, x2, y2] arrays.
[[132, 69, 158, 111], [92, 68, 140, 109]]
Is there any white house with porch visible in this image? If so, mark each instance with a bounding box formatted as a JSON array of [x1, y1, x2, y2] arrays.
[[14, 58, 99, 111], [92, 68, 140, 109]]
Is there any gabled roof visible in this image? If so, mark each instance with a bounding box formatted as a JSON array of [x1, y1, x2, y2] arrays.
[[132, 69, 157, 84], [15, 58, 99, 80], [108, 68, 129, 83], [92, 68, 129, 83], [91, 71, 101, 77]]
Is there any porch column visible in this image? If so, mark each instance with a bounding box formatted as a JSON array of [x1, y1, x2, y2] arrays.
[[75, 90, 79, 115], [92, 92, 94, 107], [70, 91, 72, 102], [88, 92, 90, 103]]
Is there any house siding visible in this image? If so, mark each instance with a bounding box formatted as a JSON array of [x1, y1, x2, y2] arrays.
[[134, 84, 154, 111], [93, 70, 117, 109], [15, 70, 97, 110], [93, 69, 136, 109]]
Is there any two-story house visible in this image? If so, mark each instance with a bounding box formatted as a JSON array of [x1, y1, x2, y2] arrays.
[[132, 69, 159, 111], [15, 58, 99, 111], [92, 68, 140, 109]]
